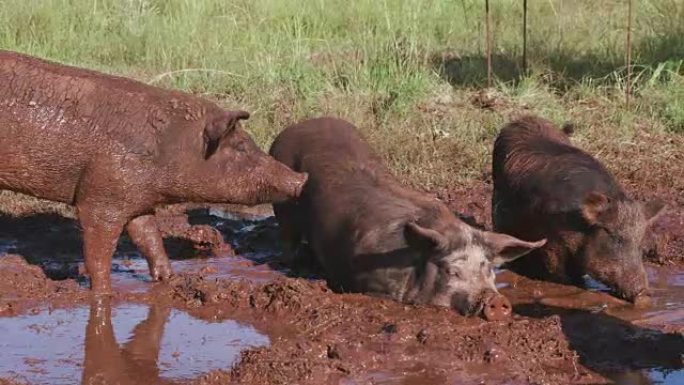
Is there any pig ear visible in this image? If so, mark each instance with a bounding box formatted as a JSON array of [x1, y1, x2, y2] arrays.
[[642, 199, 666, 225], [404, 222, 448, 252], [481, 231, 546, 267], [203, 110, 250, 159], [581, 192, 610, 226]]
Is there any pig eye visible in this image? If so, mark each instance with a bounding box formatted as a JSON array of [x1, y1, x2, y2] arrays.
[[610, 233, 626, 245], [445, 266, 462, 278], [235, 140, 248, 153]]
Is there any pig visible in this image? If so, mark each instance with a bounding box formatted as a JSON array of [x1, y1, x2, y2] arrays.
[[491, 115, 665, 303], [270, 117, 546, 320], [0, 50, 307, 293]]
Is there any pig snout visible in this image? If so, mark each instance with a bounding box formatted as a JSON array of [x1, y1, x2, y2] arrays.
[[612, 266, 650, 305], [290, 172, 308, 198], [482, 293, 513, 321], [271, 170, 308, 202]]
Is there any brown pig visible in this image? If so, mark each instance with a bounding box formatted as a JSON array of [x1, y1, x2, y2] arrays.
[[491, 115, 665, 303], [270, 118, 546, 321], [0, 50, 307, 293]]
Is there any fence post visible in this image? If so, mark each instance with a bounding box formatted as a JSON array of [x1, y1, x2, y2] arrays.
[[522, 0, 528, 75], [626, 0, 634, 108], [485, 0, 492, 88]]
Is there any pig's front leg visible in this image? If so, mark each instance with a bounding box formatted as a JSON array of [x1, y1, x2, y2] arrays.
[[127, 215, 173, 281], [78, 206, 127, 294]]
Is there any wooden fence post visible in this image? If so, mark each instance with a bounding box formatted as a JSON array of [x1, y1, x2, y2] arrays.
[[626, 0, 634, 108], [485, 0, 492, 88], [522, 0, 528, 75]]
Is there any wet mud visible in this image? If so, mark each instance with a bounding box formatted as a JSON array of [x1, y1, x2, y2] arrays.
[[0, 198, 682, 385]]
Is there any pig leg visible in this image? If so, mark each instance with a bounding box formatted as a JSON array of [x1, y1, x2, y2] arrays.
[[155, 215, 229, 254], [127, 215, 173, 281], [273, 201, 303, 265], [79, 208, 127, 294]]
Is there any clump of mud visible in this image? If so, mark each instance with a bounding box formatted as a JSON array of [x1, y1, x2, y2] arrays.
[[0, 254, 80, 316]]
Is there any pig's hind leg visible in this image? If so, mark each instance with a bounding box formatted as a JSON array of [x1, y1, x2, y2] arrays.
[[127, 215, 173, 281]]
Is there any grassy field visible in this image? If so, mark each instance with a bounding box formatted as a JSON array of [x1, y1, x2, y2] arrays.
[[0, 0, 683, 213]]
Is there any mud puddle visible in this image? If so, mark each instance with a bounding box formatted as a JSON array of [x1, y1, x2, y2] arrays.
[[0, 298, 269, 385], [499, 265, 684, 385], [498, 265, 684, 331]]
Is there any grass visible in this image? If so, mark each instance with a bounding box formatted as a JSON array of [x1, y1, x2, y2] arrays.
[[0, 0, 683, 215]]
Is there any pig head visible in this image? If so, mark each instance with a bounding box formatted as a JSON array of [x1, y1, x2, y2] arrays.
[[399, 218, 546, 320], [156, 109, 307, 206], [578, 192, 665, 301]]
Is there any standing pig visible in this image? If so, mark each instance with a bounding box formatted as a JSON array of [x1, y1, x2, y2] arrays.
[[270, 117, 546, 320], [491, 115, 665, 303], [0, 50, 307, 293]]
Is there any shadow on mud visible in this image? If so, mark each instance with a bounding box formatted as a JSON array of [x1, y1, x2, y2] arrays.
[[515, 303, 684, 384], [210, 212, 324, 280], [0, 212, 228, 282], [0, 209, 321, 283]]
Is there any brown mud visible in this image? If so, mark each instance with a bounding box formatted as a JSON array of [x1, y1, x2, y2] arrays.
[[0, 195, 682, 384]]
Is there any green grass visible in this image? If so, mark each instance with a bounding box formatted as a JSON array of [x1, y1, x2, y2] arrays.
[[0, 0, 682, 202]]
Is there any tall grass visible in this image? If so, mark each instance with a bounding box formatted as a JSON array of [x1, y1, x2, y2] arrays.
[[0, 0, 682, 189]]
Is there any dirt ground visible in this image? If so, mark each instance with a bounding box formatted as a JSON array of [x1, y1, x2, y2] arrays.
[[0, 181, 682, 385]]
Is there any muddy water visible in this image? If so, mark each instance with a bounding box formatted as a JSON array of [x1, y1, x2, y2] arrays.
[[0, 298, 269, 385], [499, 266, 684, 385]]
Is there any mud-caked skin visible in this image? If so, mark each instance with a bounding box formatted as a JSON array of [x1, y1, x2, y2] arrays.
[[491, 115, 666, 303], [0, 50, 307, 293], [270, 117, 546, 320]]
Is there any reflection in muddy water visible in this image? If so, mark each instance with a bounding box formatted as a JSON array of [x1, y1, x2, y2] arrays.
[[501, 265, 684, 385], [0, 299, 269, 385], [606, 369, 684, 385]]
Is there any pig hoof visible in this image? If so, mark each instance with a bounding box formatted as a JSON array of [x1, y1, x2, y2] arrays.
[[151, 265, 173, 282]]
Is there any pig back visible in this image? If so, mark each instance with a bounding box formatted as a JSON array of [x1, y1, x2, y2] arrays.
[[271, 118, 420, 289], [492, 117, 626, 235], [0, 50, 217, 203]]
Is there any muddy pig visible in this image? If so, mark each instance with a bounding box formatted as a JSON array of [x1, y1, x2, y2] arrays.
[[270, 118, 546, 320], [0, 50, 307, 293], [491, 115, 665, 303]]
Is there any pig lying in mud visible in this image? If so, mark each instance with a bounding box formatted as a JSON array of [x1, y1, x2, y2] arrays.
[[492, 115, 665, 304], [270, 117, 546, 320], [0, 50, 307, 293]]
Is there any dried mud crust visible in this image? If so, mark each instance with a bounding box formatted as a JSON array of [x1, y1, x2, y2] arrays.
[[161, 274, 593, 385]]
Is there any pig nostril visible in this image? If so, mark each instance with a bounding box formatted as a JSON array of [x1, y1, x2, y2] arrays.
[[482, 295, 512, 322]]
